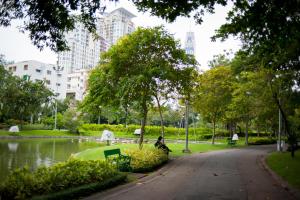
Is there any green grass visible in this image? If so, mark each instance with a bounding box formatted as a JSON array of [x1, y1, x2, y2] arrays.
[[75, 142, 238, 160], [0, 129, 74, 137], [266, 151, 300, 189]]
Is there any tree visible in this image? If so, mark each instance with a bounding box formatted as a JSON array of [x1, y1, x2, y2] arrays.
[[0, 0, 106, 51], [192, 66, 233, 144], [0, 65, 53, 124], [85, 26, 196, 148], [63, 108, 82, 134]]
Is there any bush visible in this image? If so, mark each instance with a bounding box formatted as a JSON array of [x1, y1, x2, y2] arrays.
[[80, 124, 228, 139], [63, 108, 83, 133], [0, 159, 120, 200], [248, 137, 277, 145], [22, 124, 52, 130], [124, 148, 168, 172]]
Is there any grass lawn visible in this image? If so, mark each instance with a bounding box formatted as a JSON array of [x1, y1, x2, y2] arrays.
[[0, 129, 74, 137], [75, 142, 239, 160], [266, 151, 300, 189]]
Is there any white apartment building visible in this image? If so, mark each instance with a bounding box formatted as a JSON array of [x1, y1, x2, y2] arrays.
[[5, 60, 67, 99], [100, 7, 136, 47], [58, 7, 135, 74], [184, 32, 196, 56], [66, 69, 90, 101], [57, 22, 103, 73]]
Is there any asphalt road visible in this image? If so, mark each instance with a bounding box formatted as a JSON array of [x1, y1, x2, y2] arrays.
[[85, 145, 295, 200]]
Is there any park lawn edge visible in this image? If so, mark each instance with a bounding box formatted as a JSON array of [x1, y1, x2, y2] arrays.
[[266, 151, 300, 189], [31, 173, 127, 200]]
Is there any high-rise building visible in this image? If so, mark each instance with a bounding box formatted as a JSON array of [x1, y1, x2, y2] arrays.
[[100, 7, 136, 47], [58, 7, 136, 74], [184, 32, 196, 56], [5, 60, 67, 99]]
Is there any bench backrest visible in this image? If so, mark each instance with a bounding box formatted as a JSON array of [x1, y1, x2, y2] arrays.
[[104, 148, 121, 158]]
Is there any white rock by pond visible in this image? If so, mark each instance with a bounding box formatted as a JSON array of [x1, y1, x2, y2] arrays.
[[134, 129, 141, 135], [9, 125, 19, 133], [101, 130, 115, 141]]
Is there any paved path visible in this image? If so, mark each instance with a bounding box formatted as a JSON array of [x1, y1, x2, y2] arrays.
[[85, 145, 296, 200]]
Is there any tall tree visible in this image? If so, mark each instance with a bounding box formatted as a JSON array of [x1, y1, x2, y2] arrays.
[[192, 66, 233, 144], [85, 26, 196, 148]]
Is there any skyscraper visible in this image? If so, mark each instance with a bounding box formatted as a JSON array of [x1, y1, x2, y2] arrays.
[[58, 7, 136, 73], [184, 32, 196, 56]]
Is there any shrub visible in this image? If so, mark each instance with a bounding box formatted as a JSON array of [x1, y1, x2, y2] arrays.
[[0, 159, 120, 200], [248, 137, 277, 145], [22, 124, 52, 130], [124, 148, 168, 172], [80, 124, 228, 139], [63, 108, 83, 133]]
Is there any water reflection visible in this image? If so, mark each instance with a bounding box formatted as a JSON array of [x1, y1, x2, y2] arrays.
[[0, 138, 101, 182]]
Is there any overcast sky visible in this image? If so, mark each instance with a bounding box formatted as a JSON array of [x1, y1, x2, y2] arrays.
[[0, 0, 241, 70]]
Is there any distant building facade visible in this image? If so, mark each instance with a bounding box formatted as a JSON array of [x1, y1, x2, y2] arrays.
[[58, 7, 136, 74], [66, 69, 90, 101], [100, 7, 136, 47], [5, 60, 67, 99], [184, 32, 196, 55]]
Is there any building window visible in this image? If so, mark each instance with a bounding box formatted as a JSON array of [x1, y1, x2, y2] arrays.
[[47, 70, 51, 75], [9, 66, 17, 71], [57, 74, 62, 77], [68, 77, 71, 81], [24, 65, 28, 70], [56, 93, 60, 96], [45, 80, 50, 85], [67, 84, 71, 89], [56, 83, 61, 87], [36, 69, 41, 73]]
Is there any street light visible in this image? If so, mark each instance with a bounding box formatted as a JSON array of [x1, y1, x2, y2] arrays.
[[53, 66, 64, 130], [182, 99, 191, 153]]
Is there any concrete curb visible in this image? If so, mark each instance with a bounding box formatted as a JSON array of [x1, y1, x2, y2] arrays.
[[259, 154, 300, 200]]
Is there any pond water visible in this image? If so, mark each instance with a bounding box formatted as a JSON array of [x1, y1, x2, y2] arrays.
[[0, 138, 102, 182]]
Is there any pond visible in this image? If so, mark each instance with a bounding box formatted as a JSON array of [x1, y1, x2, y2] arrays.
[[0, 138, 103, 182]]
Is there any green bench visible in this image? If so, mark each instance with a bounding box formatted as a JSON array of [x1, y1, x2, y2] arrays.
[[227, 137, 237, 146], [104, 149, 132, 172]]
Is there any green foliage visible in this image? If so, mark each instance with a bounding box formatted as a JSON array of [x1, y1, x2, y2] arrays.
[[192, 66, 233, 144], [0, 159, 119, 200], [0, 1, 107, 51], [0, 65, 53, 123], [21, 124, 51, 130], [248, 137, 276, 145], [124, 148, 168, 172], [85, 26, 197, 148], [80, 123, 229, 139], [63, 108, 83, 133], [42, 113, 64, 129]]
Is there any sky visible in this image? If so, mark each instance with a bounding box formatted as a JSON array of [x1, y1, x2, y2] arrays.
[[0, 0, 241, 70]]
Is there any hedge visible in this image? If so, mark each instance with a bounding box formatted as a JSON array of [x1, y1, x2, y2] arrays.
[[80, 124, 230, 138], [0, 159, 123, 200], [248, 137, 277, 145]]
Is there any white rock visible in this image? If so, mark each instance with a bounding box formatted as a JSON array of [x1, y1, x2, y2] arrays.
[[9, 125, 19, 133]]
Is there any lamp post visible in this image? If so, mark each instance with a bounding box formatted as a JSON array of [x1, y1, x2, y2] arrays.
[[183, 99, 191, 153], [53, 66, 64, 130]]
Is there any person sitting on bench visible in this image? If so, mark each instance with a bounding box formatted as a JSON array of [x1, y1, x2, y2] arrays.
[[154, 136, 172, 154]]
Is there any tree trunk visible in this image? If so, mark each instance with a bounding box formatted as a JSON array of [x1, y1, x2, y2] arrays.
[[155, 95, 165, 143], [245, 119, 249, 145], [139, 100, 148, 150], [212, 120, 216, 145]]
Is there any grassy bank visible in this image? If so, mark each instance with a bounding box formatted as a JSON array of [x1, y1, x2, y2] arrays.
[[266, 151, 300, 189], [75, 142, 238, 160], [0, 129, 74, 137]]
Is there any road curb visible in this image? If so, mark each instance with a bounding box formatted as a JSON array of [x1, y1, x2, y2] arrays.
[[259, 154, 300, 200]]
